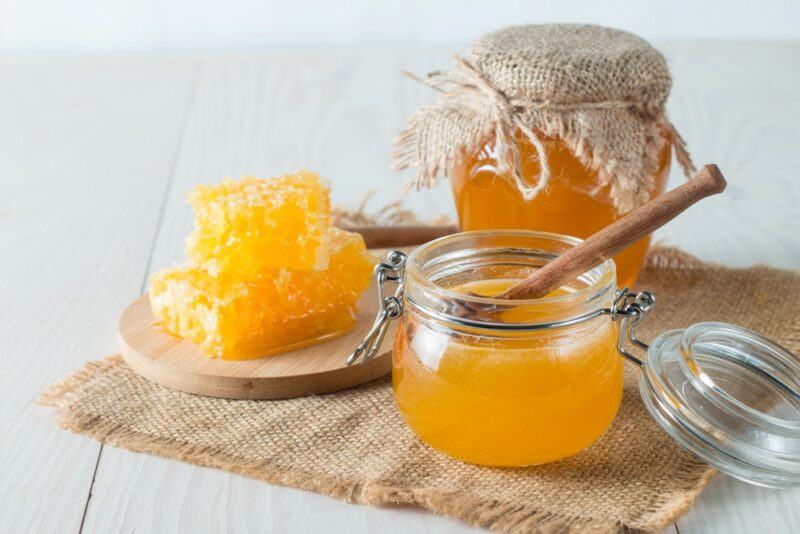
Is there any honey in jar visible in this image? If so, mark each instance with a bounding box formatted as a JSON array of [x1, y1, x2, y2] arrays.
[[391, 231, 621, 466], [449, 133, 672, 288]]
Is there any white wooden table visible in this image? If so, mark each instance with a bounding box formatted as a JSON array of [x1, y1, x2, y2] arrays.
[[3, 42, 799, 533]]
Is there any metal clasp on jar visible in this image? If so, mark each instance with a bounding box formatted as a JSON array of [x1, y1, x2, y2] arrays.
[[608, 287, 655, 366], [346, 250, 407, 366], [347, 250, 656, 367]]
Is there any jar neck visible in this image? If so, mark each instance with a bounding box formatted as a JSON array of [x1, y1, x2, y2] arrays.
[[403, 230, 616, 332]]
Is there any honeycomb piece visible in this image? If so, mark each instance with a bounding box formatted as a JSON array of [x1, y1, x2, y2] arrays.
[[150, 228, 373, 360], [185, 171, 330, 278]]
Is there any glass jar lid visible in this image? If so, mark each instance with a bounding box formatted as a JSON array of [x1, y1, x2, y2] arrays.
[[640, 322, 800, 488]]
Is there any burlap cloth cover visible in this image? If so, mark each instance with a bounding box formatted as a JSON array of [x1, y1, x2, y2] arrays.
[[42, 248, 800, 533], [394, 24, 696, 213]]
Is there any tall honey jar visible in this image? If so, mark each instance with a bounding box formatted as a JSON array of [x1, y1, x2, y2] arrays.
[[394, 24, 695, 288]]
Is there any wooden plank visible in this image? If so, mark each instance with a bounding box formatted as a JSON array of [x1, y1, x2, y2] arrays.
[[677, 476, 800, 534], [0, 56, 198, 533]]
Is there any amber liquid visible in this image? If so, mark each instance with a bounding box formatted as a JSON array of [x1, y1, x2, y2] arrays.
[[392, 279, 623, 466], [449, 135, 671, 288]]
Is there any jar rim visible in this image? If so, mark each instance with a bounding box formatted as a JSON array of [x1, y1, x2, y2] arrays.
[[404, 230, 617, 329]]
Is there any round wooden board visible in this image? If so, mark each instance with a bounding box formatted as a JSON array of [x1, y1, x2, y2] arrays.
[[118, 278, 394, 400]]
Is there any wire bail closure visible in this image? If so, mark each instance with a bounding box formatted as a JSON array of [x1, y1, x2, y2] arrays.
[[610, 288, 655, 367], [347, 250, 656, 367], [346, 251, 407, 366]]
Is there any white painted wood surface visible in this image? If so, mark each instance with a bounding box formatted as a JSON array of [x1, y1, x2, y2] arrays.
[[5, 0, 800, 52], [2, 42, 799, 533]]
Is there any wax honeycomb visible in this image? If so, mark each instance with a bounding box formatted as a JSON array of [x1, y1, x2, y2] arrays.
[[185, 171, 331, 278], [150, 228, 372, 360]]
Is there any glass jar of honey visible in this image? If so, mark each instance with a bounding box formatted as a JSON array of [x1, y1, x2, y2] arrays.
[[393, 231, 620, 466], [394, 24, 695, 288], [449, 132, 672, 288], [350, 231, 800, 487]]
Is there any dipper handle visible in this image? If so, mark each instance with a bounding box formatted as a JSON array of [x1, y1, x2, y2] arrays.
[[350, 224, 459, 248], [499, 164, 727, 300]]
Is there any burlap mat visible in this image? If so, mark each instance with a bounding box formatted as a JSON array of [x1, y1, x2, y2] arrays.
[[42, 248, 800, 533]]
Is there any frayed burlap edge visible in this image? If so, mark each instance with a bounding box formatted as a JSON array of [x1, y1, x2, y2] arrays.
[[643, 244, 710, 270], [39, 353, 714, 533], [39, 248, 726, 534], [392, 53, 696, 214]]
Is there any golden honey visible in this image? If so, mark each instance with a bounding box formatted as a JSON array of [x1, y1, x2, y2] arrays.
[[391, 231, 622, 466], [449, 134, 671, 288]]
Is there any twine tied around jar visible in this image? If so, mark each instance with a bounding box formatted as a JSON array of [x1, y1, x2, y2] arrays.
[[393, 24, 697, 213]]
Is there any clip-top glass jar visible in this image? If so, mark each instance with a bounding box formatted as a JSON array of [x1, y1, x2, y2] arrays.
[[349, 231, 800, 488]]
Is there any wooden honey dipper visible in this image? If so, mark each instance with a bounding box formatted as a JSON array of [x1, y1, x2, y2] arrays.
[[351, 223, 460, 248], [351, 164, 725, 306], [495, 164, 726, 300]]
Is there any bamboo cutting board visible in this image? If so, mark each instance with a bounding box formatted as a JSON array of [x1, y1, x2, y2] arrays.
[[118, 277, 394, 400]]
